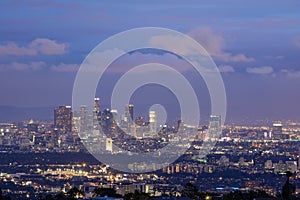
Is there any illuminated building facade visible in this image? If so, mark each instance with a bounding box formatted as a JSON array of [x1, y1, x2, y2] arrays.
[[149, 110, 156, 135], [208, 115, 222, 141], [54, 106, 72, 133], [272, 122, 284, 140]]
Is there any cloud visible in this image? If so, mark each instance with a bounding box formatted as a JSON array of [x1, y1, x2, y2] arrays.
[[3, 1, 81, 9], [293, 35, 300, 48], [0, 61, 80, 72], [265, 55, 285, 60], [79, 49, 194, 74], [149, 34, 209, 57], [29, 39, 68, 55], [0, 61, 46, 71], [188, 27, 254, 62], [281, 69, 300, 79], [188, 27, 224, 56], [218, 65, 235, 73], [0, 38, 68, 56], [275, 55, 284, 59], [246, 66, 274, 74], [216, 53, 255, 62], [50, 63, 79, 72]]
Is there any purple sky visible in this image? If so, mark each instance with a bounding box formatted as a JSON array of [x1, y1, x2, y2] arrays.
[[0, 0, 300, 121]]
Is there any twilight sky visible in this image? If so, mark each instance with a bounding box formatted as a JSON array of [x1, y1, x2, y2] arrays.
[[1, 0, 300, 122]]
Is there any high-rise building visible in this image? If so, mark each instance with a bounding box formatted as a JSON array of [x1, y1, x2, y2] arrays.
[[94, 98, 100, 112], [54, 106, 72, 133], [121, 104, 134, 132], [135, 116, 144, 126], [110, 109, 118, 118], [177, 120, 184, 133], [110, 109, 118, 125], [272, 122, 283, 140], [27, 119, 38, 132], [79, 105, 88, 132], [101, 108, 113, 128], [149, 110, 156, 135], [93, 98, 101, 128], [125, 104, 134, 121], [208, 115, 222, 141]]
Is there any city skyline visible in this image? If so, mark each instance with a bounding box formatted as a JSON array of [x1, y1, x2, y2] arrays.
[[1, 1, 300, 199], [0, 104, 299, 198]]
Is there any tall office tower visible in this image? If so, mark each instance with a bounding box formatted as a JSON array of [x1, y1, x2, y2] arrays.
[[272, 122, 283, 140], [110, 109, 118, 128], [27, 119, 38, 132], [79, 105, 88, 132], [54, 106, 72, 133], [177, 120, 184, 132], [208, 115, 222, 141], [94, 98, 100, 115], [110, 109, 118, 119], [149, 110, 156, 135], [125, 104, 134, 121], [122, 104, 134, 132], [135, 116, 144, 126], [101, 108, 113, 128], [72, 110, 81, 133], [93, 98, 101, 128]]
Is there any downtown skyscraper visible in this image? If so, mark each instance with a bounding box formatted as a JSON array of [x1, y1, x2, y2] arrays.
[[208, 115, 222, 141], [54, 106, 72, 133]]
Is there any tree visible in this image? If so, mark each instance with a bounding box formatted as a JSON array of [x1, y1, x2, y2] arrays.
[[0, 189, 11, 200], [40, 194, 55, 200], [181, 183, 199, 199], [93, 187, 118, 197], [54, 192, 67, 200], [124, 190, 150, 200], [133, 190, 150, 200], [223, 190, 274, 200], [282, 171, 296, 200]]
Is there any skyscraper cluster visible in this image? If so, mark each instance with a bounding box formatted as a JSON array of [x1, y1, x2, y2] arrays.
[[53, 99, 161, 142]]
